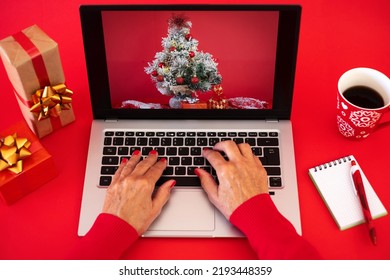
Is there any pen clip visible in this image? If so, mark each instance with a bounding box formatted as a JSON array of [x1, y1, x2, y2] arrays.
[[350, 160, 359, 196]]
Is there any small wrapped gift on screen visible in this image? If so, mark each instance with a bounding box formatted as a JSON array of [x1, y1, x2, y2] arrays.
[[0, 24, 75, 138], [0, 121, 57, 205]]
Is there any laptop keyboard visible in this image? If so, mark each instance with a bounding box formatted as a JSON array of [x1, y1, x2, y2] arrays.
[[99, 130, 282, 189]]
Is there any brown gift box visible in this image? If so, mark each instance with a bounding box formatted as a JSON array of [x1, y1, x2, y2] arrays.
[[0, 121, 57, 205], [0, 24, 75, 138]]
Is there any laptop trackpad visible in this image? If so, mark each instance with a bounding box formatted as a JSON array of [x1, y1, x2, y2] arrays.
[[149, 189, 215, 231]]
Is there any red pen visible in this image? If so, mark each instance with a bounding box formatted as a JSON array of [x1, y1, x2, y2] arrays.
[[351, 160, 377, 245]]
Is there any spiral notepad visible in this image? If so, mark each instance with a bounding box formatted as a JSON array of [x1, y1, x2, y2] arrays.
[[308, 155, 387, 230]]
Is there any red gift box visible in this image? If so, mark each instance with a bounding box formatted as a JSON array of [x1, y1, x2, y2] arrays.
[[0, 121, 57, 205], [0, 25, 75, 138]]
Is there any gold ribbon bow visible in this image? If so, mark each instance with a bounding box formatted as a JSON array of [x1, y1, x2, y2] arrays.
[[30, 84, 73, 121], [0, 133, 32, 174]]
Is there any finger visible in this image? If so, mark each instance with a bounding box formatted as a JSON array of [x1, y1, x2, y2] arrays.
[[131, 150, 159, 176], [144, 157, 168, 183], [109, 158, 128, 187], [151, 179, 175, 217], [213, 140, 242, 161], [237, 142, 255, 159], [120, 150, 142, 178], [202, 148, 227, 171], [195, 168, 219, 206]]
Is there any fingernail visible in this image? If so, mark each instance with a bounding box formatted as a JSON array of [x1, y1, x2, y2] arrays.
[[159, 157, 167, 163], [194, 168, 201, 177], [149, 150, 158, 155], [121, 158, 128, 164], [170, 180, 176, 188], [132, 150, 140, 156]]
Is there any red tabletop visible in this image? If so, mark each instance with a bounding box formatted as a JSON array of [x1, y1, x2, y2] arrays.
[[0, 0, 389, 259]]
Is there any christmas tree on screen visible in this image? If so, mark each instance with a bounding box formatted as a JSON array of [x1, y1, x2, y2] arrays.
[[145, 14, 222, 107]]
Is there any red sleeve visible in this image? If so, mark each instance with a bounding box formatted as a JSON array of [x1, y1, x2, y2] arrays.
[[229, 194, 322, 259], [66, 213, 139, 259]]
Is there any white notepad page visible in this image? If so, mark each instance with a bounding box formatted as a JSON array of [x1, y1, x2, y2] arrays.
[[308, 155, 387, 230]]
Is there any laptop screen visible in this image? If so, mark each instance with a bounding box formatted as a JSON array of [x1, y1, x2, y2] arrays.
[[80, 5, 301, 120]]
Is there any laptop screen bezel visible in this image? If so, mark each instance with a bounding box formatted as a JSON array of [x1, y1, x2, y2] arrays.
[[80, 4, 301, 120]]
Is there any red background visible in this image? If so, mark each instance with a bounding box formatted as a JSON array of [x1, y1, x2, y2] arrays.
[[0, 0, 390, 260], [103, 10, 278, 106]]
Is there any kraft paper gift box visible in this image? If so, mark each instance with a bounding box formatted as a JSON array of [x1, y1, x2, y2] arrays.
[[0, 121, 57, 205], [0, 24, 75, 138]]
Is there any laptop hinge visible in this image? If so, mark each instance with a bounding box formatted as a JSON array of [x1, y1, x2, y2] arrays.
[[266, 118, 279, 123], [104, 119, 118, 123]]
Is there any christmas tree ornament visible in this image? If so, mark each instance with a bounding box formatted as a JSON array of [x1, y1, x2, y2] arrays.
[[208, 85, 228, 109], [185, 33, 192, 41], [189, 51, 195, 58], [158, 62, 165, 68], [157, 75, 164, 82], [191, 76, 199, 84], [176, 76, 184, 85], [151, 70, 158, 77]]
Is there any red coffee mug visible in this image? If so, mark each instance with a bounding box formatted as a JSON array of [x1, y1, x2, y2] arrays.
[[337, 68, 390, 140]]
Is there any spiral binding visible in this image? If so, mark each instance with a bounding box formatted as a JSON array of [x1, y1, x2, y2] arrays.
[[313, 156, 352, 172]]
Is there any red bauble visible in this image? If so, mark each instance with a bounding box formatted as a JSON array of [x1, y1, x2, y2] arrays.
[[189, 51, 195, 58], [176, 76, 184, 85], [185, 33, 192, 40], [169, 46, 176, 52], [157, 75, 164, 82], [191, 76, 199, 84], [151, 70, 158, 77], [158, 62, 165, 68]]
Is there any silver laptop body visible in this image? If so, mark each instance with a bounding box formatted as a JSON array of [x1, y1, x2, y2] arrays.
[[78, 4, 302, 237]]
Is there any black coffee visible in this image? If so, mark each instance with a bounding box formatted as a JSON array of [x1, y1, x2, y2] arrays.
[[343, 86, 385, 109]]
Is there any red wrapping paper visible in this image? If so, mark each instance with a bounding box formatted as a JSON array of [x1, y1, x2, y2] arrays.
[[0, 121, 57, 205], [0, 25, 75, 138]]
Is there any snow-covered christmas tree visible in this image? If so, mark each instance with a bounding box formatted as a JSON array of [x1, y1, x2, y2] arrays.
[[145, 14, 222, 108]]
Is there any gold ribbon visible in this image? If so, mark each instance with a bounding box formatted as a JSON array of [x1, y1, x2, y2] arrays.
[[30, 84, 73, 121], [0, 133, 32, 174]]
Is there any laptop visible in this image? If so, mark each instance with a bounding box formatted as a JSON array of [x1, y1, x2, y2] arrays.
[[78, 4, 302, 237]]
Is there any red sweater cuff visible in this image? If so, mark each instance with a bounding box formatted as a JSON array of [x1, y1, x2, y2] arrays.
[[230, 194, 321, 259], [67, 213, 139, 259]]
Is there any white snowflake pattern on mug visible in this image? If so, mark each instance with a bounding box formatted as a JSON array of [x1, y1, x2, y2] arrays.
[[349, 110, 381, 128], [337, 115, 354, 137]]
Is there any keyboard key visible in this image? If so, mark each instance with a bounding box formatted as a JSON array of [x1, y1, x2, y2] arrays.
[[149, 138, 160, 146], [269, 132, 279, 137], [169, 157, 180, 165], [100, 176, 112, 186], [113, 137, 124, 145], [136, 132, 145, 136], [102, 156, 119, 165], [161, 138, 172, 146], [175, 166, 186, 175], [146, 132, 155, 136], [181, 157, 192, 165], [185, 138, 195, 146], [103, 147, 116, 155], [104, 137, 112, 145], [245, 138, 256, 146], [115, 131, 124, 136], [264, 148, 280, 165], [258, 138, 279, 146], [156, 176, 201, 186], [125, 137, 135, 146], [125, 132, 134, 136], [155, 147, 165, 155], [190, 147, 202, 155], [173, 138, 184, 146], [269, 177, 282, 187], [142, 147, 153, 155], [163, 166, 174, 175], [178, 147, 189, 155], [209, 138, 219, 146], [101, 166, 117, 175], [105, 131, 114, 136], [197, 138, 207, 146], [118, 147, 129, 155], [264, 167, 281, 175], [194, 157, 205, 165], [166, 147, 177, 155], [137, 138, 148, 146]]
